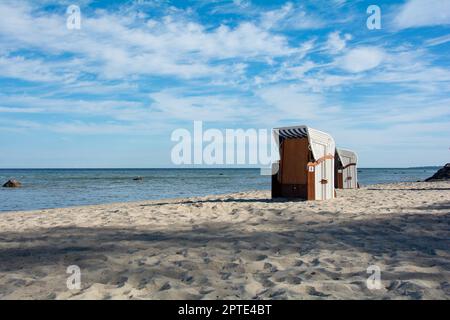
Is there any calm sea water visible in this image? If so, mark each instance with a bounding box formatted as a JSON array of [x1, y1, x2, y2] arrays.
[[0, 167, 439, 212]]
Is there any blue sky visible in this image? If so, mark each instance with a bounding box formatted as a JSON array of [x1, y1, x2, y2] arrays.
[[0, 0, 449, 168]]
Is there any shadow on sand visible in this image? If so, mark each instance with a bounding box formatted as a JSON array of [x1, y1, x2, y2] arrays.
[[0, 202, 449, 275], [140, 197, 302, 207]]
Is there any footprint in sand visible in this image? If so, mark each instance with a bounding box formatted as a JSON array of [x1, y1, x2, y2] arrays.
[[311, 258, 320, 266], [286, 275, 302, 285], [159, 282, 171, 291], [220, 272, 231, 280], [113, 276, 128, 288], [269, 289, 286, 298], [181, 274, 194, 284], [272, 271, 287, 283], [263, 262, 278, 272], [203, 257, 211, 264], [222, 262, 245, 273], [306, 286, 330, 297], [440, 282, 450, 295], [255, 275, 275, 288], [46, 292, 57, 300], [294, 260, 304, 267], [176, 249, 188, 257], [388, 281, 423, 299], [255, 254, 268, 261], [137, 278, 151, 289]]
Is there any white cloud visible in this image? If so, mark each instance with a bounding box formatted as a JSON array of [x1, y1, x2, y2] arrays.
[[376, 65, 450, 84], [257, 86, 324, 120], [338, 47, 385, 73], [0, 55, 77, 82], [366, 48, 450, 85], [0, 94, 152, 122], [326, 31, 352, 53], [50, 121, 144, 135], [149, 91, 258, 122], [394, 0, 450, 29], [233, 0, 251, 9], [332, 0, 347, 7], [0, 119, 43, 132], [302, 73, 362, 92], [0, 1, 300, 82], [260, 2, 325, 30], [0, 106, 45, 113], [425, 34, 450, 46]]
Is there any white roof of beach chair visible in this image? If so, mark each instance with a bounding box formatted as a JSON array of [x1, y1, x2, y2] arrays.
[[336, 148, 358, 167]]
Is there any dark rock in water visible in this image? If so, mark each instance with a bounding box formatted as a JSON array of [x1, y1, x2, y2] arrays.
[[2, 179, 22, 188], [133, 176, 143, 181], [425, 163, 450, 182]]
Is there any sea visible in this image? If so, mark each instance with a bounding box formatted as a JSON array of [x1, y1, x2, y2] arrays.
[[0, 167, 440, 212]]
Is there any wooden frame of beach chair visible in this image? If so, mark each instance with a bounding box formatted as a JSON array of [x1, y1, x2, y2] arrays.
[[272, 126, 336, 200], [335, 148, 358, 189]]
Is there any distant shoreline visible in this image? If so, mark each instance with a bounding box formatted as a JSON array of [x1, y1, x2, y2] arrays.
[[0, 166, 442, 170], [0, 167, 441, 212]]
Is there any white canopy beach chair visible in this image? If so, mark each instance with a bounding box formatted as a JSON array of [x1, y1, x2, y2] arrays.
[[272, 125, 336, 200], [335, 148, 358, 189]]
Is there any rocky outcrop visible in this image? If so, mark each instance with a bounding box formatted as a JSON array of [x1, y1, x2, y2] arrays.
[[2, 179, 22, 188], [425, 163, 450, 181]]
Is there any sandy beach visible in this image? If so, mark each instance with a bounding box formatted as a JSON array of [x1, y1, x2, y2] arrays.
[[0, 181, 449, 300]]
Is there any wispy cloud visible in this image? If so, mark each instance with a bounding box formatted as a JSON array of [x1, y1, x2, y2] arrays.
[[0, 1, 307, 82], [0, 0, 448, 167], [394, 0, 450, 29], [425, 34, 450, 46], [260, 2, 325, 30], [325, 31, 352, 53]]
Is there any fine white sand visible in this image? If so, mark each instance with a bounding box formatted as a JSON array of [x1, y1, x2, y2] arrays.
[[0, 181, 449, 300]]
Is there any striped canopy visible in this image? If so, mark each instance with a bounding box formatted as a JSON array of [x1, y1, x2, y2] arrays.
[[275, 126, 308, 139], [273, 125, 336, 163]]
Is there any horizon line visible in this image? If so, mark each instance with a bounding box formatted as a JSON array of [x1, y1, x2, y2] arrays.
[[0, 166, 442, 170]]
